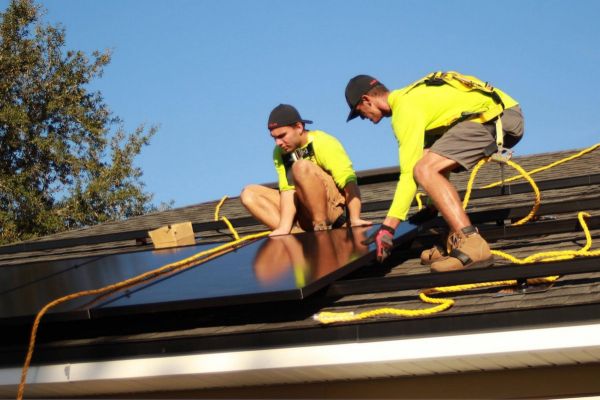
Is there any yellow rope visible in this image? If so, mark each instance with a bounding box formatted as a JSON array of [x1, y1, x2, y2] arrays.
[[221, 216, 241, 240], [214, 195, 228, 221], [492, 212, 597, 264], [483, 142, 600, 189], [314, 142, 599, 325], [17, 226, 269, 399], [315, 211, 597, 324], [463, 158, 541, 226], [462, 157, 488, 210], [415, 192, 425, 210], [214, 195, 240, 240], [315, 292, 454, 324]]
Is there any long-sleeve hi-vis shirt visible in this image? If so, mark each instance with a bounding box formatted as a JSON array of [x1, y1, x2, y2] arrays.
[[387, 80, 518, 221], [273, 130, 357, 192]]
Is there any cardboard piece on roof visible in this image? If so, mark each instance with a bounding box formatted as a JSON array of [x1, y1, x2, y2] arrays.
[[148, 221, 195, 249]]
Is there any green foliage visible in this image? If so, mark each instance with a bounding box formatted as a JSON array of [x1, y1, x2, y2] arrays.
[[0, 0, 160, 245]]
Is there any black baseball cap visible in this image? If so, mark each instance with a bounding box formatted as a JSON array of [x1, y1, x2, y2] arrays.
[[345, 74, 382, 122], [268, 104, 313, 130]]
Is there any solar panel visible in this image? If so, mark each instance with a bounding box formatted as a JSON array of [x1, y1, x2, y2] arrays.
[[1, 255, 104, 321], [0, 222, 418, 324], [91, 223, 417, 317], [0, 244, 216, 322]]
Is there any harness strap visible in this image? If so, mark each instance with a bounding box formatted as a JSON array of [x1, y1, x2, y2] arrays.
[[489, 115, 513, 194], [409, 71, 506, 125], [417, 71, 513, 164], [495, 117, 504, 149], [332, 213, 347, 229], [449, 248, 472, 266], [282, 142, 315, 185]]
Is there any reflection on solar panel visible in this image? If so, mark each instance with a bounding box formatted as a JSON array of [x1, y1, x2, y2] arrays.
[[0, 222, 417, 324], [92, 223, 416, 317]]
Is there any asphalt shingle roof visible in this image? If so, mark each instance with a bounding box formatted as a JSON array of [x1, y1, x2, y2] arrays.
[[1, 144, 600, 369]]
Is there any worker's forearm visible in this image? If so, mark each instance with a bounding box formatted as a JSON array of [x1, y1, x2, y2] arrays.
[[383, 216, 401, 230], [344, 181, 363, 223]]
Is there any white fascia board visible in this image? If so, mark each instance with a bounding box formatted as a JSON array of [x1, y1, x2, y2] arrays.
[[2, 322, 600, 389]]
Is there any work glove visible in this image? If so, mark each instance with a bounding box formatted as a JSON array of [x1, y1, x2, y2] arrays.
[[362, 224, 395, 263]]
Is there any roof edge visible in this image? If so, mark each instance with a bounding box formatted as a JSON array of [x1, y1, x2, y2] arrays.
[[3, 321, 600, 397]]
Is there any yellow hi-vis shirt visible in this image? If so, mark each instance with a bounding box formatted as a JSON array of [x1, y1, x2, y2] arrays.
[[273, 130, 357, 192], [387, 80, 518, 221]]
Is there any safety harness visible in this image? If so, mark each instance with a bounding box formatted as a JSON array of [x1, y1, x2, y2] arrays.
[[408, 71, 511, 161], [282, 142, 316, 186]]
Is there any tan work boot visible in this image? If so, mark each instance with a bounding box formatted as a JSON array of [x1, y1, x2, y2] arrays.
[[420, 244, 446, 265], [431, 226, 493, 272], [312, 221, 332, 231], [420, 231, 448, 265], [290, 224, 305, 234]]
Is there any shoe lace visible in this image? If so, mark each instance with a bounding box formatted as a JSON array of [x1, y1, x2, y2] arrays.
[[446, 231, 464, 253]]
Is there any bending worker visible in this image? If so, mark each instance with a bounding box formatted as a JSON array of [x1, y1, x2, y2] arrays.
[[344, 71, 524, 271], [241, 104, 370, 236]]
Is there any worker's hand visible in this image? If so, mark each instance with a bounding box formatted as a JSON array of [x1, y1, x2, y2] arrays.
[[349, 217, 373, 227], [269, 227, 291, 237], [362, 224, 395, 262], [408, 205, 438, 225]]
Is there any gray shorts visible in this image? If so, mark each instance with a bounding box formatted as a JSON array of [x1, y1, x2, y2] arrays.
[[428, 105, 524, 171]]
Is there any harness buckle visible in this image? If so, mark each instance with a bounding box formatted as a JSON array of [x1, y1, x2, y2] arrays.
[[293, 146, 313, 160], [282, 142, 316, 186], [490, 146, 512, 195], [490, 147, 512, 163]]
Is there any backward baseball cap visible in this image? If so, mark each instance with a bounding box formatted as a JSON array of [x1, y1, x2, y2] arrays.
[[268, 104, 313, 130], [345, 74, 382, 122]]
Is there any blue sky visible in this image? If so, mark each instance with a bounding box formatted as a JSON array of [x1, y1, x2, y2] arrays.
[[3, 0, 600, 208]]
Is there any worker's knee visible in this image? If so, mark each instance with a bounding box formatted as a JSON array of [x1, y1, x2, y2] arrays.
[[413, 159, 432, 186], [414, 153, 457, 186], [291, 159, 316, 182], [240, 184, 260, 208]]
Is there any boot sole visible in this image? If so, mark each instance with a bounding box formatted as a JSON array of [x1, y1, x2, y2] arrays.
[[421, 257, 444, 266], [463, 256, 494, 270]]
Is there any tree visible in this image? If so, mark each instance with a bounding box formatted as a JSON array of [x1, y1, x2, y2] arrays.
[[0, 0, 159, 245]]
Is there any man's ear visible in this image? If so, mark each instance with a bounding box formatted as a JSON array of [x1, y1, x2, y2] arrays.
[[361, 94, 371, 106], [295, 122, 306, 132]]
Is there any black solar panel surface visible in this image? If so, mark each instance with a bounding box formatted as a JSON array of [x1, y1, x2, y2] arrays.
[[0, 223, 417, 323], [91, 223, 416, 317], [0, 243, 215, 321]]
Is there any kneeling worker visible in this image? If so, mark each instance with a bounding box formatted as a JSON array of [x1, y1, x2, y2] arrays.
[[241, 104, 371, 236]]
